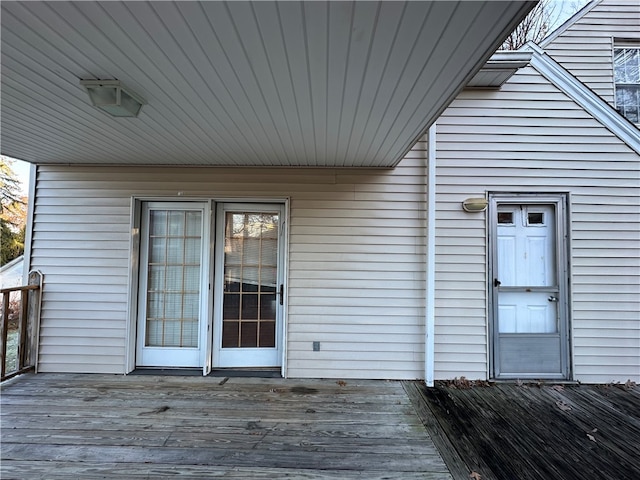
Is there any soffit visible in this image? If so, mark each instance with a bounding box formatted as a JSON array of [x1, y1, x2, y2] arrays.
[[1, 1, 534, 167]]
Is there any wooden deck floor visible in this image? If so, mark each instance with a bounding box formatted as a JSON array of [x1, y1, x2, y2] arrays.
[[405, 380, 640, 480], [0, 373, 451, 479]]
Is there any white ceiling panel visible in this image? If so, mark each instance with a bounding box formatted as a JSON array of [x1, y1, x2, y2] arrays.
[[1, 1, 534, 167]]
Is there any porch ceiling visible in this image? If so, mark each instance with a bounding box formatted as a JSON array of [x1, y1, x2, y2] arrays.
[[1, 1, 534, 168]]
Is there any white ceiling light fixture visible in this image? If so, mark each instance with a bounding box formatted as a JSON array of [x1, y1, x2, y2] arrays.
[[79, 79, 145, 117]]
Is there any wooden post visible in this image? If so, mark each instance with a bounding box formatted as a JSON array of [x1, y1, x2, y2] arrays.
[[18, 289, 29, 370], [27, 271, 43, 372]]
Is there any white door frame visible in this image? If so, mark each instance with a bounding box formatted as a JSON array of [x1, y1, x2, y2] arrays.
[[135, 201, 211, 368], [488, 193, 571, 380], [128, 197, 289, 375]]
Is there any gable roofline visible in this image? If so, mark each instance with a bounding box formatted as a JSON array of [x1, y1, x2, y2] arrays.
[[540, 0, 603, 48], [525, 42, 640, 154]]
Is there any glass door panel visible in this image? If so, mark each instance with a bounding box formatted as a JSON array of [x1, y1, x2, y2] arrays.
[[222, 212, 278, 349], [136, 202, 209, 368], [214, 204, 284, 368], [146, 210, 201, 348]]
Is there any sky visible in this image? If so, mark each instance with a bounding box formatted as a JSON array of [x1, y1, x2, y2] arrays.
[[10, 159, 32, 196], [3, 0, 590, 197], [548, 0, 589, 31]]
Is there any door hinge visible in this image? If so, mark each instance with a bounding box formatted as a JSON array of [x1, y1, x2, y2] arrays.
[[494, 278, 501, 287], [279, 284, 284, 305]]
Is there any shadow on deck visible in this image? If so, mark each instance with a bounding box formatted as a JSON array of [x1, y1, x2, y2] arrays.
[[404, 380, 640, 480], [1, 373, 451, 479]]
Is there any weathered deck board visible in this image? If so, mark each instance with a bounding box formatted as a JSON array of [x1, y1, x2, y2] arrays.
[[409, 381, 640, 480], [0, 462, 434, 479], [1, 374, 452, 479]]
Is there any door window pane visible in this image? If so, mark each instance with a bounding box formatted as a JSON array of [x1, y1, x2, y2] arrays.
[[150, 211, 167, 235], [167, 211, 185, 235], [242, 294, 259, 319], [498, 212, 514, 224], [527, 212, 544, 225], [149, 237, 166, 263], [222, 212, 279, 348], [259, 321, 276, 347], [166, 238, 184, 263], [145, 209, 202, 348], [222, 321, 240, 348], [240, 322, 258, 347], [185, 211, 202, 236]]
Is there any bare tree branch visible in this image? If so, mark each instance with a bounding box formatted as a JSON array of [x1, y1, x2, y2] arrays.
[[501, 0, 559, 50]]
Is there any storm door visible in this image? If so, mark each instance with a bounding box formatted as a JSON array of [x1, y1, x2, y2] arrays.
[[136, 202, 210, 368], [213, 203, 285, 368], [490, 196, 569, 379]]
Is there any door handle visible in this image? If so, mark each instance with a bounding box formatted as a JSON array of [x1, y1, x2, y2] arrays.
[[278, 284, 284, 305], [494, 278, 501, 287], [548, 296, 558, 302]]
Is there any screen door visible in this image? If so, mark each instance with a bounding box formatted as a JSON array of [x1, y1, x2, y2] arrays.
[[490, 197, 569, 379]]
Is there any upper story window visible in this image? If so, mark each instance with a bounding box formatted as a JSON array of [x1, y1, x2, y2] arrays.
[[614, 45, 640, 124]]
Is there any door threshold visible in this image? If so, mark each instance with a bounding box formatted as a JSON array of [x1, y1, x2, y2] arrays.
[[208, 368, 282, 378], [130, 368, 203, 376], [130, 367, 282, 378], [491, 378, 577, 385]]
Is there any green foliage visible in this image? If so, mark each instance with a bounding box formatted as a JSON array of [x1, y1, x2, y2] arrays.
[[1, 158, 23, 214], [1, 220, 24, 266], [0, 158, 25, 266]]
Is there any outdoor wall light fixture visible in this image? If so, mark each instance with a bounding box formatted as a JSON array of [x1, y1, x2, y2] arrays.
[[462, 197, 489, 212], [80, 79, 145, 117]]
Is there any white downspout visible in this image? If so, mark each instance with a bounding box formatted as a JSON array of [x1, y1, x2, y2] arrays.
[[22, 164, 37, 285], [425, 124, 436, 387]]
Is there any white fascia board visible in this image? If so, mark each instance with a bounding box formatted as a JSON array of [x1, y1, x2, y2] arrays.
[[487, 50, 534, 67], [529, 46, 640, 155]]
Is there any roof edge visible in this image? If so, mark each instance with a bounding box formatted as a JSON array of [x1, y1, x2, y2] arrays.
[[485, 50, 534, 69], [529, 47, 640, 154], [466, 50, 533, 89]]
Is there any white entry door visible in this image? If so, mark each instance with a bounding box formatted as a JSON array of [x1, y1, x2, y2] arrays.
[[136, 202, 210, 368], [213, 203, 285, 368], [490, 197, 569, 379]]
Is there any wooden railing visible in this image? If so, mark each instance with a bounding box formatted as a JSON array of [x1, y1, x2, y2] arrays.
[[1, 271, 43, 382]]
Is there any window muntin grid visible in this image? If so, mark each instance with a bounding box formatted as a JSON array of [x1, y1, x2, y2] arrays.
[[222, 212, 278, 349], [614, 46, 640, 124], [145, 209, 202, 348]]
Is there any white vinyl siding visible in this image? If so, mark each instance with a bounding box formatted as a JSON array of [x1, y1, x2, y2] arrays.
[[30, 160, 426, 378], [542, 0, 640, 106], [434, 66, 640, 383]]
